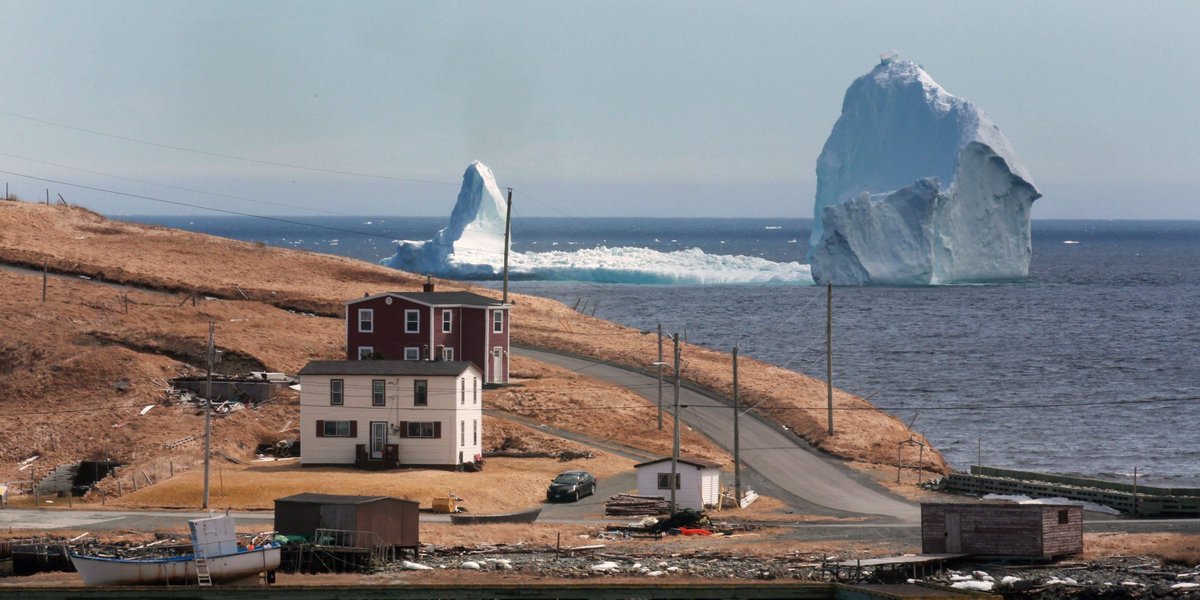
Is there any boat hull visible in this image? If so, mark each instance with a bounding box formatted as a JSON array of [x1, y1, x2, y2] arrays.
[[450, 507, 541, 525], [70, 547, 281, 586]]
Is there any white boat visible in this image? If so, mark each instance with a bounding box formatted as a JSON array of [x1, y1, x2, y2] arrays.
[[70, 514, 281, 586]]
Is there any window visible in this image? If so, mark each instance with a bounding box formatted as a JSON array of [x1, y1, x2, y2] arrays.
[[405, 421, 438, 438], [414, 380, 428, 406], [473, 419, 478, 445], [460, 420, 465, 445], [372, 379, 386, 406], [329, 379, 344, 405], [459, 378, 465, 405], [357, 346, 374, 360], [657, 473, 681, 490], [442, 347, 454, 361], [317, 420, 354, 437], [442, 309, 452, 333], [472, 377, 478, 404], [492, 310, 504, 333], [405, 309, 420, 333], [358, 308, 374, 333], [1058, 509, 1070, 525], [404, 347, 419, 361]]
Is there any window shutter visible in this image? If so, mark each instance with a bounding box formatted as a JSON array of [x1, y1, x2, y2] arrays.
[[350, 421, 358, 438], [316, 420, 325, 437], [433, 421, 442, 439], [399, 421, 408, 438]]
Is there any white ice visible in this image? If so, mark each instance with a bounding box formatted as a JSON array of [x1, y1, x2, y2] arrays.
[[809, 53, 1041, 285]]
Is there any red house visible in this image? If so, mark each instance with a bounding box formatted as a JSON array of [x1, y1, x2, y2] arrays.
[[344, 288, 510, 386]]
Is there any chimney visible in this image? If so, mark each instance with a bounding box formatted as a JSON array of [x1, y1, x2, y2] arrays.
[[423, 275, 435, 293]]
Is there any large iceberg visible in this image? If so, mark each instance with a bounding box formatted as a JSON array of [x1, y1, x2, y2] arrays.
[[384, 162, 812, 284], [386, 160, 510, 278], [809, 53, 1041, 285]]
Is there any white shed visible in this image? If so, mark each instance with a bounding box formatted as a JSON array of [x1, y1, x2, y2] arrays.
[[634, 457, 722, 511]]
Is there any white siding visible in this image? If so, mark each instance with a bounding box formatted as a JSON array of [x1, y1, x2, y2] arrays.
[[635, 463, 708, 511], [300, 367, 483, 467]]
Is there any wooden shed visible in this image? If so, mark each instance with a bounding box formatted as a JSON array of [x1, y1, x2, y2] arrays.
[[922, 502, 1083, 559], [275, 493, 419, 551]]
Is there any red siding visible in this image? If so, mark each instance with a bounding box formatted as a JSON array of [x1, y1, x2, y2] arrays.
[[921, 503, 1082, 558], [345, 296, 508, 384]]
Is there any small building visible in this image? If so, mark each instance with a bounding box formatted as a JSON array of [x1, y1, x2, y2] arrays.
[[298, 360, 483, 470], [921, 502, 1083, 559], [343, 283, 511, 386], [634, 457, 722, 511], [275, 493, 419, 552]]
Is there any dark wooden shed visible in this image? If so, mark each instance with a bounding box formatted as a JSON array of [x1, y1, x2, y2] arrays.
[[922, 502, 1083, 559], [275, 493, 419, 551]]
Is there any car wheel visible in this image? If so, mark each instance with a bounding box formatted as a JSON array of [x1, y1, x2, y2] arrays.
[[573, 490, 580, 502]]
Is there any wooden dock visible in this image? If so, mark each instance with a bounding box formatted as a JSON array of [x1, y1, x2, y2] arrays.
[[946, 466, 1200, 516], [830, 553, 970, 582]]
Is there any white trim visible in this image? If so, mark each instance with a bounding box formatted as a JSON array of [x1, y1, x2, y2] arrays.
[[442, 309, 453, 333], [358, 308, 374, 333], [405, 309, 420, 334], [404, 347, 420, 361], [357, 346, 374, 360], [343, 292, 511, 309], [442, 347, 454, 361], [492, 310, 504, 333]]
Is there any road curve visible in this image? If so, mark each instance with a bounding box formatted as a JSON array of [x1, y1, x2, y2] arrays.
[[515, 347, 918, 522]]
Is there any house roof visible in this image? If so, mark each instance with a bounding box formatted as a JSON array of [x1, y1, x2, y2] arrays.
[[634, 456, 723, 470], [298, 360, 477, 377], [275, 492, 418, 506], [346, 291, 508, 308]]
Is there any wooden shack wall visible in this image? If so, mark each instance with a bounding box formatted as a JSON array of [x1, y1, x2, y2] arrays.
[[1041, 506, 1084, 556], [922, 504, 1046, 557], [355, 499, 420, 548], [275, 500, 323, 538]]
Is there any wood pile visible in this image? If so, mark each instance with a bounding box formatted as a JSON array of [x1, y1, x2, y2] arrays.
[[604, 494, 670, 516]]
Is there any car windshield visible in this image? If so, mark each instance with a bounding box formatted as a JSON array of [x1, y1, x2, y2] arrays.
[[553, 473, 583, 484]]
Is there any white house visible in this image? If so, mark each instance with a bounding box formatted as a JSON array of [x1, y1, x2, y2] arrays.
[[298, 360, 483, 470], [634, 457, 723, 511]]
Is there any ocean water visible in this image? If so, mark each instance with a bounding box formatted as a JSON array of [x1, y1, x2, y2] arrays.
[[128, 215, 1200, 487]]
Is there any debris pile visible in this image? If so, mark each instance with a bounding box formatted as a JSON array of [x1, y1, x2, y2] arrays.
[[604, 494, 670, 516]]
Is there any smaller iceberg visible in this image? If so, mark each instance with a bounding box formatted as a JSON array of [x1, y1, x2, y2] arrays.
[[383, 162, 813, 285], [386, 161, 509, 277]]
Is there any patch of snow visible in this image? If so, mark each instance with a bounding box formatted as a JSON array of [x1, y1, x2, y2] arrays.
[[952, 580, 994, 591], [401, 560, 432, 570], [591, 561, 620, 573], [460, 561, 481, 570]]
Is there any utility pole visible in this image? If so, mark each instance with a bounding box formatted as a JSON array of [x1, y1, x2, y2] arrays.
[[502, 187, 512, 304], [670, 333, 681, 518], [203, 321, 214, 509], [826, 282, 834, 437], [42, 259, 48, 303], [733, 344, 741, 503], [657, 323, 664, 430]]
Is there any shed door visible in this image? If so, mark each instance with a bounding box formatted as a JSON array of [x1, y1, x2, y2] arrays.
[[945, 513, 962, 553], [492, 347, 503, 383], [370, 421, 387, 459]]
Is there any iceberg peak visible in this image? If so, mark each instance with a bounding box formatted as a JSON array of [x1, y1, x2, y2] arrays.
[[809, 56, 1041, 285]]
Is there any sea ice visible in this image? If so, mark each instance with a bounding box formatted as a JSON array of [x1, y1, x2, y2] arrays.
[[809, 53, 1041, 285]]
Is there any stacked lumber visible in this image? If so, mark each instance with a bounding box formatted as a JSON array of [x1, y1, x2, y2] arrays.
[[604, 494, 670, 516]]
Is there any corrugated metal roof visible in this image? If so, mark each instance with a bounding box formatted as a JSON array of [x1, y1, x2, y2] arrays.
[[634, 456, 723, 470], [298, 360, 475, 376], [275, 492, 418, 505]]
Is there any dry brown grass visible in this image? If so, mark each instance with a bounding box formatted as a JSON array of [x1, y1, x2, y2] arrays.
[[1084, 532, 1200, 565], [109, 455, 636, 513], [0, 200, 943, 500]]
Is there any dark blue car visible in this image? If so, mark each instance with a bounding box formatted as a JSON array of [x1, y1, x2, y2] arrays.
[[546, 470, 597, 502]]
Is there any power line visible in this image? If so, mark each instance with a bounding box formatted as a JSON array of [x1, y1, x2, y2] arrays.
[[0, 109, 456, 185]]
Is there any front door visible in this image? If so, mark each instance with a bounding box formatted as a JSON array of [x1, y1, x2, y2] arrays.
[[492, 347, 503, 383], [945, 513, 962, 552], [370, 421, 387, 460]]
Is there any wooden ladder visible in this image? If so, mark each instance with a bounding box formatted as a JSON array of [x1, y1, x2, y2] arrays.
[[194, 555, 213, 587]]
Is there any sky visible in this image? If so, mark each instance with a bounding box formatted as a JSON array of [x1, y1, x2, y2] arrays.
[[0, 1, 1197, 219]]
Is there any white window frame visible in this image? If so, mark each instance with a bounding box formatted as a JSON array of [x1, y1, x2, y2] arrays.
[[473, 377, 478, 404], [442, 309, 453, 333], [329, 379, 344, 406], [460, 420, 465, 446], [492, 310, 504, 333], [442, 347, 454, 361], [405, 309, 420, 333], [414, 380, 428, 407], [404, 347, 420, 361], [357, 346, 374, 360], [371, 379, 386, 407], [358, 308, 374, 333], [473, 419, 478, 445]]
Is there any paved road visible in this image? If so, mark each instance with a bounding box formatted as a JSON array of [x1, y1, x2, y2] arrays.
[[515, 347, 919, 522]]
